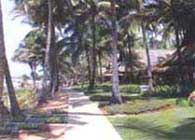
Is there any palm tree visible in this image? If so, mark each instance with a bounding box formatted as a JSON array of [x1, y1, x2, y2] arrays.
[[0, 0, 8, 120], [0, 0, 20, 119], [46, 0, 57, 97], [110, 0, 122, 104], [39, 0, 55, 102], [13, 29, 45, 89], [89, 1, 97, 89]]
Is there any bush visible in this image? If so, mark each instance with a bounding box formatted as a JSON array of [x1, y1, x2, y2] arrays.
[[82, 83, 141, 95], [176, 98, 190, 107], [150, 84, 194, 98], [153, 85, 178, 98], [120, 84, 141, 94]]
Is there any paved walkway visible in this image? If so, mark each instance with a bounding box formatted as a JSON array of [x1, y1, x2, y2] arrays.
[[65, 89, 122, 140]]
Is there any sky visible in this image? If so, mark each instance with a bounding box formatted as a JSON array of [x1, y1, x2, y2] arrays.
[[2, 0, 32, 77]]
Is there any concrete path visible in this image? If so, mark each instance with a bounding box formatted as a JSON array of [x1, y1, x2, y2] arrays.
[[65, 89, 122, 140]]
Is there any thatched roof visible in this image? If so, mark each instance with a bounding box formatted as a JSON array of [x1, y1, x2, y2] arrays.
[[153, 46, 195, 74]]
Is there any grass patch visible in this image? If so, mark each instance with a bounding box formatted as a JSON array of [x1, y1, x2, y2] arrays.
[[1, 89, 68, 134], [109, 107, 195, 140], [3, 89, 37, 110], [103, 98, 175, 115]]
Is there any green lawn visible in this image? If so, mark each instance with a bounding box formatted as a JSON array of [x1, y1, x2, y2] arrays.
[[109, 107, 195, 140], [103, 98, 175, 115]]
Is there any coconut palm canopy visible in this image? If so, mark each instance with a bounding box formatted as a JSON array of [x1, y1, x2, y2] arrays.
[[145, 0, 195, 45]]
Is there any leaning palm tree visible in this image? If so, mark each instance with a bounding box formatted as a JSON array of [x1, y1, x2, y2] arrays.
[[0, 0, 20, 119], [0, 0, 8, 120]]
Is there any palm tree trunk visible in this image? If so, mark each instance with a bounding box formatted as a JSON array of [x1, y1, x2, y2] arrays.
[[85, 46, 92, 86], [123, 40, 129, 83], [47, 0, 57, 97], [40, 0, 55, 102], [175, 28, 184, 85], [110, 0, 122, 104], [127, 34, 133, 83], [98, 51, 103, 83], [0, 1, 20, 118], [50, 57, 58, 96], [29, 61, 37, 89], [5, 60, 21, 118], [0, 65, 9, 120], [50, 24, 58, 96], [0, 47, 9, 121], [141, 24, 154, 93], [89, 11, 97, 89]]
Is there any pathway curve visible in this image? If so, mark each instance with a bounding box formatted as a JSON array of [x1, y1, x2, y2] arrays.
[[65, 89, 122, 140]]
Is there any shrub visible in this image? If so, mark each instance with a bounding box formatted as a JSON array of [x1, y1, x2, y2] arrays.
[[153, 85, 178, 98], [83, 83, 141, 95], [120, 84, 141, 94], [150, 84, 194, 98], [176, 98, 190, 107]]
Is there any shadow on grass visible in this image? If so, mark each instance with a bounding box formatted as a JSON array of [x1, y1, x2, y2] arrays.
[[114, 118, 195, 140], [174, 118, 195, 140]]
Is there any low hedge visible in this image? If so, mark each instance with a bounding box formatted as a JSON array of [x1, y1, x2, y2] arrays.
[[148, 84, 194, 98], [85, 83, 141, 95], [120, 84, 141, 94], [102, 98, 175, 115]]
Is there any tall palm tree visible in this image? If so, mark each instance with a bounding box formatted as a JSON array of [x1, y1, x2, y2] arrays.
[[0, 0, 20, 119], [13, 29, 45, 89], [0, 0, 8, 119], [89, 1, 97, 89], [110, 0, 122, 104], [40, 0, 56, 102], [46, 0, 58, 97]]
